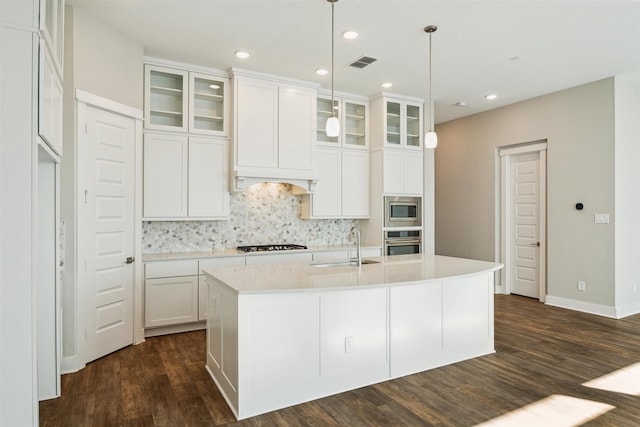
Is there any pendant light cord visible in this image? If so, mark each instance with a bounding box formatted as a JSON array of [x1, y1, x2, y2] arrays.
[[428, 31, 433, 132], [331, 0, 335, 118]]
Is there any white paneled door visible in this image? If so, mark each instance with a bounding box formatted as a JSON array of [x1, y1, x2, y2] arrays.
[[510, 152, 540, 298], [78, 104, 135, 363]]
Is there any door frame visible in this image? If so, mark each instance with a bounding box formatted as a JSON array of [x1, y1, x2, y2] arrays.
[[496, 141, 547, 302], [75, 90, 144, 369]]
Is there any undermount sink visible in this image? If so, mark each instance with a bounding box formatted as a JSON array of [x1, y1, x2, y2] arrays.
[[310, 259, 380, 268]]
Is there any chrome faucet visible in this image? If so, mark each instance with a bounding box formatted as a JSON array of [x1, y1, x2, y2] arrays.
[[350, 226, 362, 267]]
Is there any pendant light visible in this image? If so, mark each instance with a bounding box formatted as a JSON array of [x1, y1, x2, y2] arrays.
[[424, 25, 438, 149], [325, 0, 340, 137]]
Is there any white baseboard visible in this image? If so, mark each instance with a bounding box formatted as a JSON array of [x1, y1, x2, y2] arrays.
[[61, 355, 84, 375], [614, 301, 640, 319], [545, 295, 618, 318], [144, 321, 206, 338]]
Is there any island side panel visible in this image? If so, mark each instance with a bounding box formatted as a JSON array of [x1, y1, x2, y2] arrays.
[[442, 272, 495, 361], [389, 279, 444, 378], [206, 276, 240, 417], [237, 291, 321, 420]]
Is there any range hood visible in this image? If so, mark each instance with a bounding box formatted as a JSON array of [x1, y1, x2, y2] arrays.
[[232, 167, 318, 194]]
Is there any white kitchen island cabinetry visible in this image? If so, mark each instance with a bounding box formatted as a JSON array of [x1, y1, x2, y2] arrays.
[[204, 254, 502, 420], [230, 69, 319, 192]]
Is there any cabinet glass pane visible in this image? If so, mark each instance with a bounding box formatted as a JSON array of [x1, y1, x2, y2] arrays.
[[386, 101, 401, 145], [345, 102, 366, 146], [149, 71, 184, 127], [317, 98, 339, 144], [192, 77, 225, 132], [406, 104, 420, 147]]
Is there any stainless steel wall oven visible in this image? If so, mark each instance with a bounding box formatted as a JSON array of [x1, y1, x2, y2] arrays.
[[384, 229, 422, 256]]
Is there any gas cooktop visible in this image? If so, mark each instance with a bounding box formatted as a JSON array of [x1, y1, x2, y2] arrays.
[[236, 244, 308, 253]]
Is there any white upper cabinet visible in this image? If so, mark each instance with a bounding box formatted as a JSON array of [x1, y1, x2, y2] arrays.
[[371, 94, 423, 150], [38, 0, 64, 156], [143, 133, 229, 220], [38, 39, 63, 156], [231, 69, 319, 192], [382, 149, 423, 196], [145, 64, 229, 136], [40, 0, 65, 76], [234, 77, 279, 169], [145, 65, 188, 132], [188, 137, 229, 218], [143, 133, 189, 218], [188, 71, 229, 136], [300, 147, 369, 219], [317, 92, 368, 149]]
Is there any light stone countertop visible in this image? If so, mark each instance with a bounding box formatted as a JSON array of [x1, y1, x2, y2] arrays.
[[203, 254, 503, 294], [141, 245, 365, 262]]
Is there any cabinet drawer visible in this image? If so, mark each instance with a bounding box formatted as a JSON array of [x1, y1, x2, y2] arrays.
[[199, 256, 246, 273], [145, 259, 199, 279]]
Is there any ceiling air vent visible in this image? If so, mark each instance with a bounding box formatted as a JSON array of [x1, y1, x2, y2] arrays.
[[349, 56, 377, 69]]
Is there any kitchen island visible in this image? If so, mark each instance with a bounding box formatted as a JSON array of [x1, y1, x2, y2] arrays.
[[203, 254, 503, 420]]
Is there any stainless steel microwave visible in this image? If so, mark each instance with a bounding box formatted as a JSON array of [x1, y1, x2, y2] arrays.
[[384, 196, 422, 227]]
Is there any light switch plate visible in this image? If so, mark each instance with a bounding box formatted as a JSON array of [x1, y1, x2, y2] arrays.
[[594, 213, 610, 224]]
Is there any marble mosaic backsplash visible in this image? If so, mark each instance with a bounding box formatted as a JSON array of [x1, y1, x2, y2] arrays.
[[142, 183, 358, 253]]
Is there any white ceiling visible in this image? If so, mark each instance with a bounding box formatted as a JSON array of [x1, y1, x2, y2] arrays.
[[68, 0, 640, 124]]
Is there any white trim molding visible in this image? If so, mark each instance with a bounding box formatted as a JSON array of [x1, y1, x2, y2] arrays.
[[75, 89, 143, 120], [545, 295, 618, 319]]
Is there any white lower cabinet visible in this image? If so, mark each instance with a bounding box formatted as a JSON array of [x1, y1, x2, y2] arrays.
[[145, 276, 199, 327], [300, 148, 369, 219], [144, 259, 199, 328]]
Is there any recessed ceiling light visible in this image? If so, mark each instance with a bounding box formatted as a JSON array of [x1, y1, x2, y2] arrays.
[[209, 84, 220, 90], [508, 56, 522, 61], [380, 82, 393, 88], [316, 68, 329, 76], [485, 94, 497, 100], [235, 50, 250, 59], [342, 30, 358, 40], [455, 101, 467, 107]]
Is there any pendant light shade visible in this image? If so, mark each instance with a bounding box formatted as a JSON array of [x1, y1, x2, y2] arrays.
[[326, 0, 340, 137], [425, 131, 438, 149], [424, 25, 437, 149], [326, 116, 340, 137]]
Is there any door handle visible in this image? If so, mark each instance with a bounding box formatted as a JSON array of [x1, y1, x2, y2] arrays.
[[530, 242, 540, 247], [125, 257, 135, 264]]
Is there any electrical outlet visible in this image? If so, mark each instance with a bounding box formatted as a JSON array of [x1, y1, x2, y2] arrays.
[[345, 336, 354, 353], [594, 213, 610, 224], [578, 280, 586, 291]]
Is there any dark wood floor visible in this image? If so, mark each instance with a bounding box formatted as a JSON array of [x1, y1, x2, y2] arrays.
[[40, 295, 640, 426]]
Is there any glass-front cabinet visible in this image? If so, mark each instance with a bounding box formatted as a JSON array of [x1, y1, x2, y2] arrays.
[[189, 72, 227, 134], [384, 98, 423, 148], [317, 92, 368, 149], [145, 64, 229, 136]]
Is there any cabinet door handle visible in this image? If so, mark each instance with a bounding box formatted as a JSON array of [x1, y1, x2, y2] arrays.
[[125, 257, 135, 264], [529, 242, 540, 247]]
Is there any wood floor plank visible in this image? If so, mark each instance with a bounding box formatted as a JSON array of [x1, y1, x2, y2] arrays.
[[40, 296, 640, 426]]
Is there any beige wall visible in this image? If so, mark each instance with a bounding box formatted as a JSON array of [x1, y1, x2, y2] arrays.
[[72, 6, 143, 110], [435, 79, 616, 307]]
